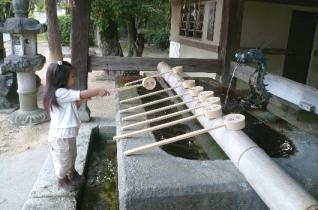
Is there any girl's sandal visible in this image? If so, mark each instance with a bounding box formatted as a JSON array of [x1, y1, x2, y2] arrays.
[[68, 170, 86, 185], [58, 177, 79, 192]]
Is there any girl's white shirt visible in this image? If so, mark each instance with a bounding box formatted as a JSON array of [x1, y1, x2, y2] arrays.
[[49, 88, 81, 138]]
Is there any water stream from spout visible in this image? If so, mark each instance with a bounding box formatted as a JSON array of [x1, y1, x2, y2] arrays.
[[224, 63, 240, 105]]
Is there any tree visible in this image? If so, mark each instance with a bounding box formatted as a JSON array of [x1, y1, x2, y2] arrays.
[[109, 0, 169, 57], [91, 0, 170, 57], [91, 0, 123, 56], [45, 0, 63, 61]]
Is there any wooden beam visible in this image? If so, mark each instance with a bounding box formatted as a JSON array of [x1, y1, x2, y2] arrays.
[[219, 0, 245, 85], [248, 0, 318, 7], [175, 37, 219, 53], [71, 0, 91, 90], [231, 62, 318, 114], [88, 55, 222, 73]]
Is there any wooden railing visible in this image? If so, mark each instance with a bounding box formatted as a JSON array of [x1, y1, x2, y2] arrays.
[[88, 55, 222, 73]]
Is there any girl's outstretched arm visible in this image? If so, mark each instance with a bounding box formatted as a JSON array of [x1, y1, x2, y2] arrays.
[[80, 88, 110, 99]]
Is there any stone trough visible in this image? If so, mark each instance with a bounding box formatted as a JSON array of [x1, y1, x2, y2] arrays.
[[116, 62, 318, 210]]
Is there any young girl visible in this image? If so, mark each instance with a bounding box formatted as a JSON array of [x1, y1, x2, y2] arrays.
[[43, 61, 110, 191]]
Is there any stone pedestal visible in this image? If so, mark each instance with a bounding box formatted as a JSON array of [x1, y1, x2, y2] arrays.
[[9, 71, 49, 125], [78, 103, 91, 122]]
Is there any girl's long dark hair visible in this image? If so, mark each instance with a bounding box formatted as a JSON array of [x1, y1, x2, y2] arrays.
[[43, 61, 73, 112]]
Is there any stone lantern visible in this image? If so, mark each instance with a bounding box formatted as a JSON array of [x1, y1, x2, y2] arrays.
[[0, 0, 49, 125]]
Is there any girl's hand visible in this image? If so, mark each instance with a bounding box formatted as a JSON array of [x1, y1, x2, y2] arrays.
[[98, 89, 110, 97], [80, 88, 110, 99]]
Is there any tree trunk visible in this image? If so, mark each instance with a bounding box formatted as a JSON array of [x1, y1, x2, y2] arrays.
[[71, 0, 91, 121], [100, 19, 123, 56], [5, 3, 13, 18], [45, 0, 63, 61], [0, 33, 5, 59], [0, 15, 5, 59], [127, 15, 144, 57], [127, 15, 137, 57], [136, 33, 145, 57]]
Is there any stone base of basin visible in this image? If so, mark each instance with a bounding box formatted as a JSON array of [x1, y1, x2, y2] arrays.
[[116, 88, 267, 210]]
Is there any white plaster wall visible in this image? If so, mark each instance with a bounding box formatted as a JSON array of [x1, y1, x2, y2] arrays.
[[179, 44, 218, 58], [241, 1, 318, 81], [169, 41, 181, 58]]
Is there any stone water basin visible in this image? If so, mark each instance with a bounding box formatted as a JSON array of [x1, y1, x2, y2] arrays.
[[91, 75, 318, 210]]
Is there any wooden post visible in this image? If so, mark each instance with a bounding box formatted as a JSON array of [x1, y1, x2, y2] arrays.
[[219, 0, 245, 87], [71, 0, 91, 121]]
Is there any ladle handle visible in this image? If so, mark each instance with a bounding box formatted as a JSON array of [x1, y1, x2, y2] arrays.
[[114, 114, 202, 140], [120, 86, 176, 104], [124, 123, 225, 155], [120, 83, 182, 104], [122, 99, 198, 121], [119, 93, 187, 113], [121, 105, 202, 130], [124, 71, 168, 86], [110, 83, 142, 93]]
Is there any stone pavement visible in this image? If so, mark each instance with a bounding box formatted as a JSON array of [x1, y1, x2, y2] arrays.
[[0, 146, 48, 210]]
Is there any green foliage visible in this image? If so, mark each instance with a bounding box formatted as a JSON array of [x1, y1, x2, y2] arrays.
[[57, 0, 72, 14], [145, 30, 170, 50], [0, 0, 45, 19], [141, 0, 170, 49], [57, 15, 71, 46], [29, 0, 45, 13], [0, 0, 11, 20], [91, 0, 115, 34], [57, 15, 95, 47], [91, 0, 171, 50]]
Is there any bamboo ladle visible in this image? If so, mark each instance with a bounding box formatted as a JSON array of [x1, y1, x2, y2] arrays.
[[119, 85, 204, 113], [124, 66, 183, 86], [111, 77, 156, 93], [124, 113, 245, 156], [122, 91, 217, 128], [114, 104, 223, 140], [120, 79, 196, 104], [121, 99, 219, 130], [119, 86, 203, 113], [122, 96, 221, 121]]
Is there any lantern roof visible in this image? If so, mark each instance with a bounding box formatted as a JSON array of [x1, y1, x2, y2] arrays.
[[0, 17, 47, 34]]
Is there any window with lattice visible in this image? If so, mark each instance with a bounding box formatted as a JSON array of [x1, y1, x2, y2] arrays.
[[179, 1, 204, 39]]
